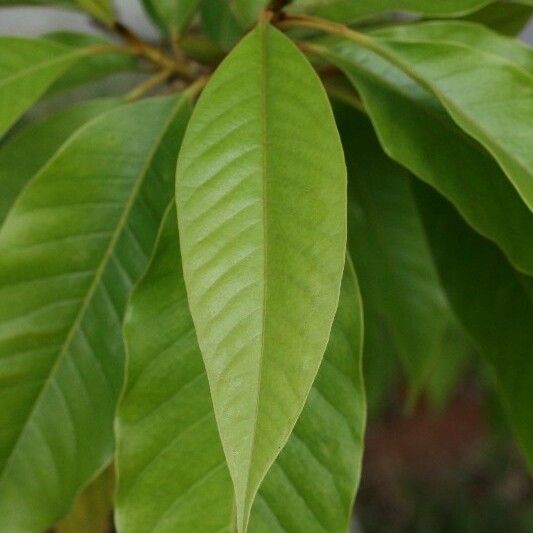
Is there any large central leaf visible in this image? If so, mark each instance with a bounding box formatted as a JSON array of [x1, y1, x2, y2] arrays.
[[175, 22, 346, 531], [116, 208, 364, 533], [0, 95, 191, 531]]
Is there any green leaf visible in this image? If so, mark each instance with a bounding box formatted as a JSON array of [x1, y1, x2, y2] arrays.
[[175, 22, 346, 531], [116, 208, 365, 533], [0, 95, 191, 532], [373, 25, 533, 212], [463, 1, 533, 36], [321, 37, 533, 275], [142, 0, 202, 36], [337, 104, 454, 393], [44, 33, 137, 95], [0, 37, 93, 137], [289, 0, 496, 22], [0, 97, 121, 226], [0, 0, 115, 25], [375, 20, 533, 72], [55, 466, 114, 533], [413, 181, 533, 470], [200, 0, 246, 51], [232, 0, 268, 25]]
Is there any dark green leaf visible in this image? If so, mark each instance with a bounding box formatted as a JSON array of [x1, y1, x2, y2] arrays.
[[142, 0, 202, 36], [337, 104, 458, 393], [414, 180, 533, 469]]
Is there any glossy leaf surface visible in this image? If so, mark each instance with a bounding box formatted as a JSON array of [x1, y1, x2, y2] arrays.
[[0, 95, 191, 531], [0, 97, 120, 226], [116, 208, 365, 533], [414, 182, 533, 469], [322, 38, 533, 275], [374, 26, 533, 211], [175, 22, 346, 531]]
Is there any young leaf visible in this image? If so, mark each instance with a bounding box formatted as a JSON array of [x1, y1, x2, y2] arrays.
[[142, 0, 202, 36], [0, 95, 191, 532], [413, 181, 533, 470], [116, 208, 365, 533], [289, 0, 496, 22], [321, 39, 533, 275], [337, 104, 454, 393], [0, 97, 121, 226], [373, 26, 533, 212], [175, 22, 347, 531], [0, 37, 93, 137]]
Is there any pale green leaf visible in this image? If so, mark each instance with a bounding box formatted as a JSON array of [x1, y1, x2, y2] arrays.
[[414, 181, 533, 470], [0, 95, 191, 531], [0, 37, 92, 137], [337, 104, 459, 393], [142, 0, 202, 36], [0, 97, 121, 226], [321, 38, 533, 275], [373, 25, 533, 211], [289, 0, 495, 22], [175, 23, 346, 531], [116, 208, 365, 533]]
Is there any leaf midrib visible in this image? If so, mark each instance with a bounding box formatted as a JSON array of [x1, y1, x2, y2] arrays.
[[0, 95, 187, 485]]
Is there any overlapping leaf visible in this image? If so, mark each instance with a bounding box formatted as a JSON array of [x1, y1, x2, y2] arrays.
[[337, 103, 462, 393], [289, 0, 496, 21], [414, 182, 533, 469], [142, 0, 202, 36], [200, 0, 246, 51], [321, 35, 533, 275], [44, 33, 137, 96], [0, 95, 191, 531], [175, 22, 346, 531], [0, 97, 121, 225], [0, 0, 115, 24], [372, 24, 533, 211], [116, 208, 365, 533]]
